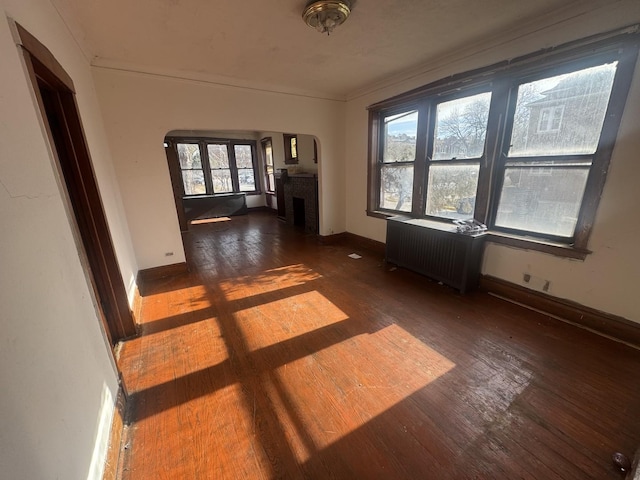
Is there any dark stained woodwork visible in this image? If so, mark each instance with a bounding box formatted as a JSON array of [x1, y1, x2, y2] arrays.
[[16, 23, 136, 344], [164, 141, 188, 232], [366, 26, 640, 258], [275, 170, 287, 220], [480, 275, 640, 348], [117, 211, 640, 479], [137, 262, 189, 284]]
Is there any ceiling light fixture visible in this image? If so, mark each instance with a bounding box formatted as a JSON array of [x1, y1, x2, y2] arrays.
[[302, 0, 351, 36]]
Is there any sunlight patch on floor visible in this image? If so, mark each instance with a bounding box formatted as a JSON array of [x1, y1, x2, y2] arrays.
[[119, 319, 228, 393], [233, 290, 349, 351], [219, 264, 322, 301], [270, 323, 456, 462], [190, 216, 231, 225], [141, 285, 212, 321]]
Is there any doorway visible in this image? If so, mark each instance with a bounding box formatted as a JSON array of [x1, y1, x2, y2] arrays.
[[16, 23, 137, 346]]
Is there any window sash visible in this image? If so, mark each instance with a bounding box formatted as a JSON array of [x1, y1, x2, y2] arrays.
[[367, 28, 639, 252], [172, 138, 260, 196], [261, 138, 275, 193]]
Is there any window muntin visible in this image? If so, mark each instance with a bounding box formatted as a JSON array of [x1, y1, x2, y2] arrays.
[[380, 164, 413, 212], [377, 109, 418, 213], [367, 31, 638, 251], [494, 165, 589, 237], [432, 93, 491, 161], [177, 143, 205, 195], [494, 61, 619, 240], [383, 111, 418, 162], [508, 62, 617, 157], [425, 164, 480, 219], [234, 144, 256, 192], [423, 92, 491, 220], [174, 138, 260, 197], [208, 144, 233, 193]]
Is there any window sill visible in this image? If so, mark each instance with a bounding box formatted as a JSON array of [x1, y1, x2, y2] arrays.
[[369, 210, 591, 260], [366, 209, 398, 220], [486, 231, 590, 260], [182, 191, 262, 199]]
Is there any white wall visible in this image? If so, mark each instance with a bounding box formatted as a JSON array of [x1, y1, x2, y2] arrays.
[[93, 68, 347, 269], [0, 0, 136, 478], [345, 1, 640, 323]]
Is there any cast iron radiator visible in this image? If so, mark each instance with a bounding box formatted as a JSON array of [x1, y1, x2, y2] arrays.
[[385, 216, 486, 294]]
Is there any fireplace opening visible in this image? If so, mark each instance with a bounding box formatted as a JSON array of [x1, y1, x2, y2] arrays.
[[293, 197, 305, 228]]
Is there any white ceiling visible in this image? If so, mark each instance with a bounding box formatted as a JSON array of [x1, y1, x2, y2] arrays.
[[50, 0, 617, 100]]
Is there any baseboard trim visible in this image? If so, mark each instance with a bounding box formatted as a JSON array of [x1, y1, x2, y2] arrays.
[[345, 232, 386, 258], [102, 387, 126, 480], [137, 262, 188, 283], [319, 231, 386, 257], [247, 206, 277, 213], [318, 232, 348, 245], [480, 275, 640, 348]]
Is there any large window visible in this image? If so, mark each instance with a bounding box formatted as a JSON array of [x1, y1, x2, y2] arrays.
[[174, 138, 259, 196], [368, 29, 638, 257]]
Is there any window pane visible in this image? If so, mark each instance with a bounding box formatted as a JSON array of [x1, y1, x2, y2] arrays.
[[268, 173, 275, 191], [495, 166, 589, 237], [207, 144, 230, 168], [509, 62, 617, 157], [234, 145, 254, 168], [425, 164, 479, 219], [433, 92, 491, 160], [238, 168, 255, 192], [182, 170, 205, 195], [211, 169, 233, 193], [265, 143, 273, 166], [383, 110, 418, 163], [177, 143, 202, 169], [380, 165, 413, 212], [290, 138, 297, 159]]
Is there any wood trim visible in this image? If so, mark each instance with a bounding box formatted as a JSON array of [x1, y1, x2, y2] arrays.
[[573, 40, 640, 249], [318, 232, 348, 245], [318, 231, 386, 257], [15, 22, 75, 92], [479, 275, 640, 347], [247, 206, 276, 213], [102, 387, 126, 480], [344, 232, 386, 258], [137, 262, 189, 284], [486, 233, 590, 260], [164, 141, 188, 232], [367, 25, 639, 111], [17, 23, 136, 344], [283, 134, 298, 165]]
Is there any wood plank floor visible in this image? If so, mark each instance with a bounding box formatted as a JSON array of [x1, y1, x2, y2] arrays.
[[117, 211, 640, 479]]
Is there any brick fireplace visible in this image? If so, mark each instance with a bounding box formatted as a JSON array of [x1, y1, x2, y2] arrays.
[[283, 173, 318, 235]]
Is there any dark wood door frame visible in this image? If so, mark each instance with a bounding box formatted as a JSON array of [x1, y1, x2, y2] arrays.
[[14, 22, 137, 345]]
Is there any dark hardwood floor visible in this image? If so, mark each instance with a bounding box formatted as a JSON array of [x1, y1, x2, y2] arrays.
[[117, 211, 640, 479]]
